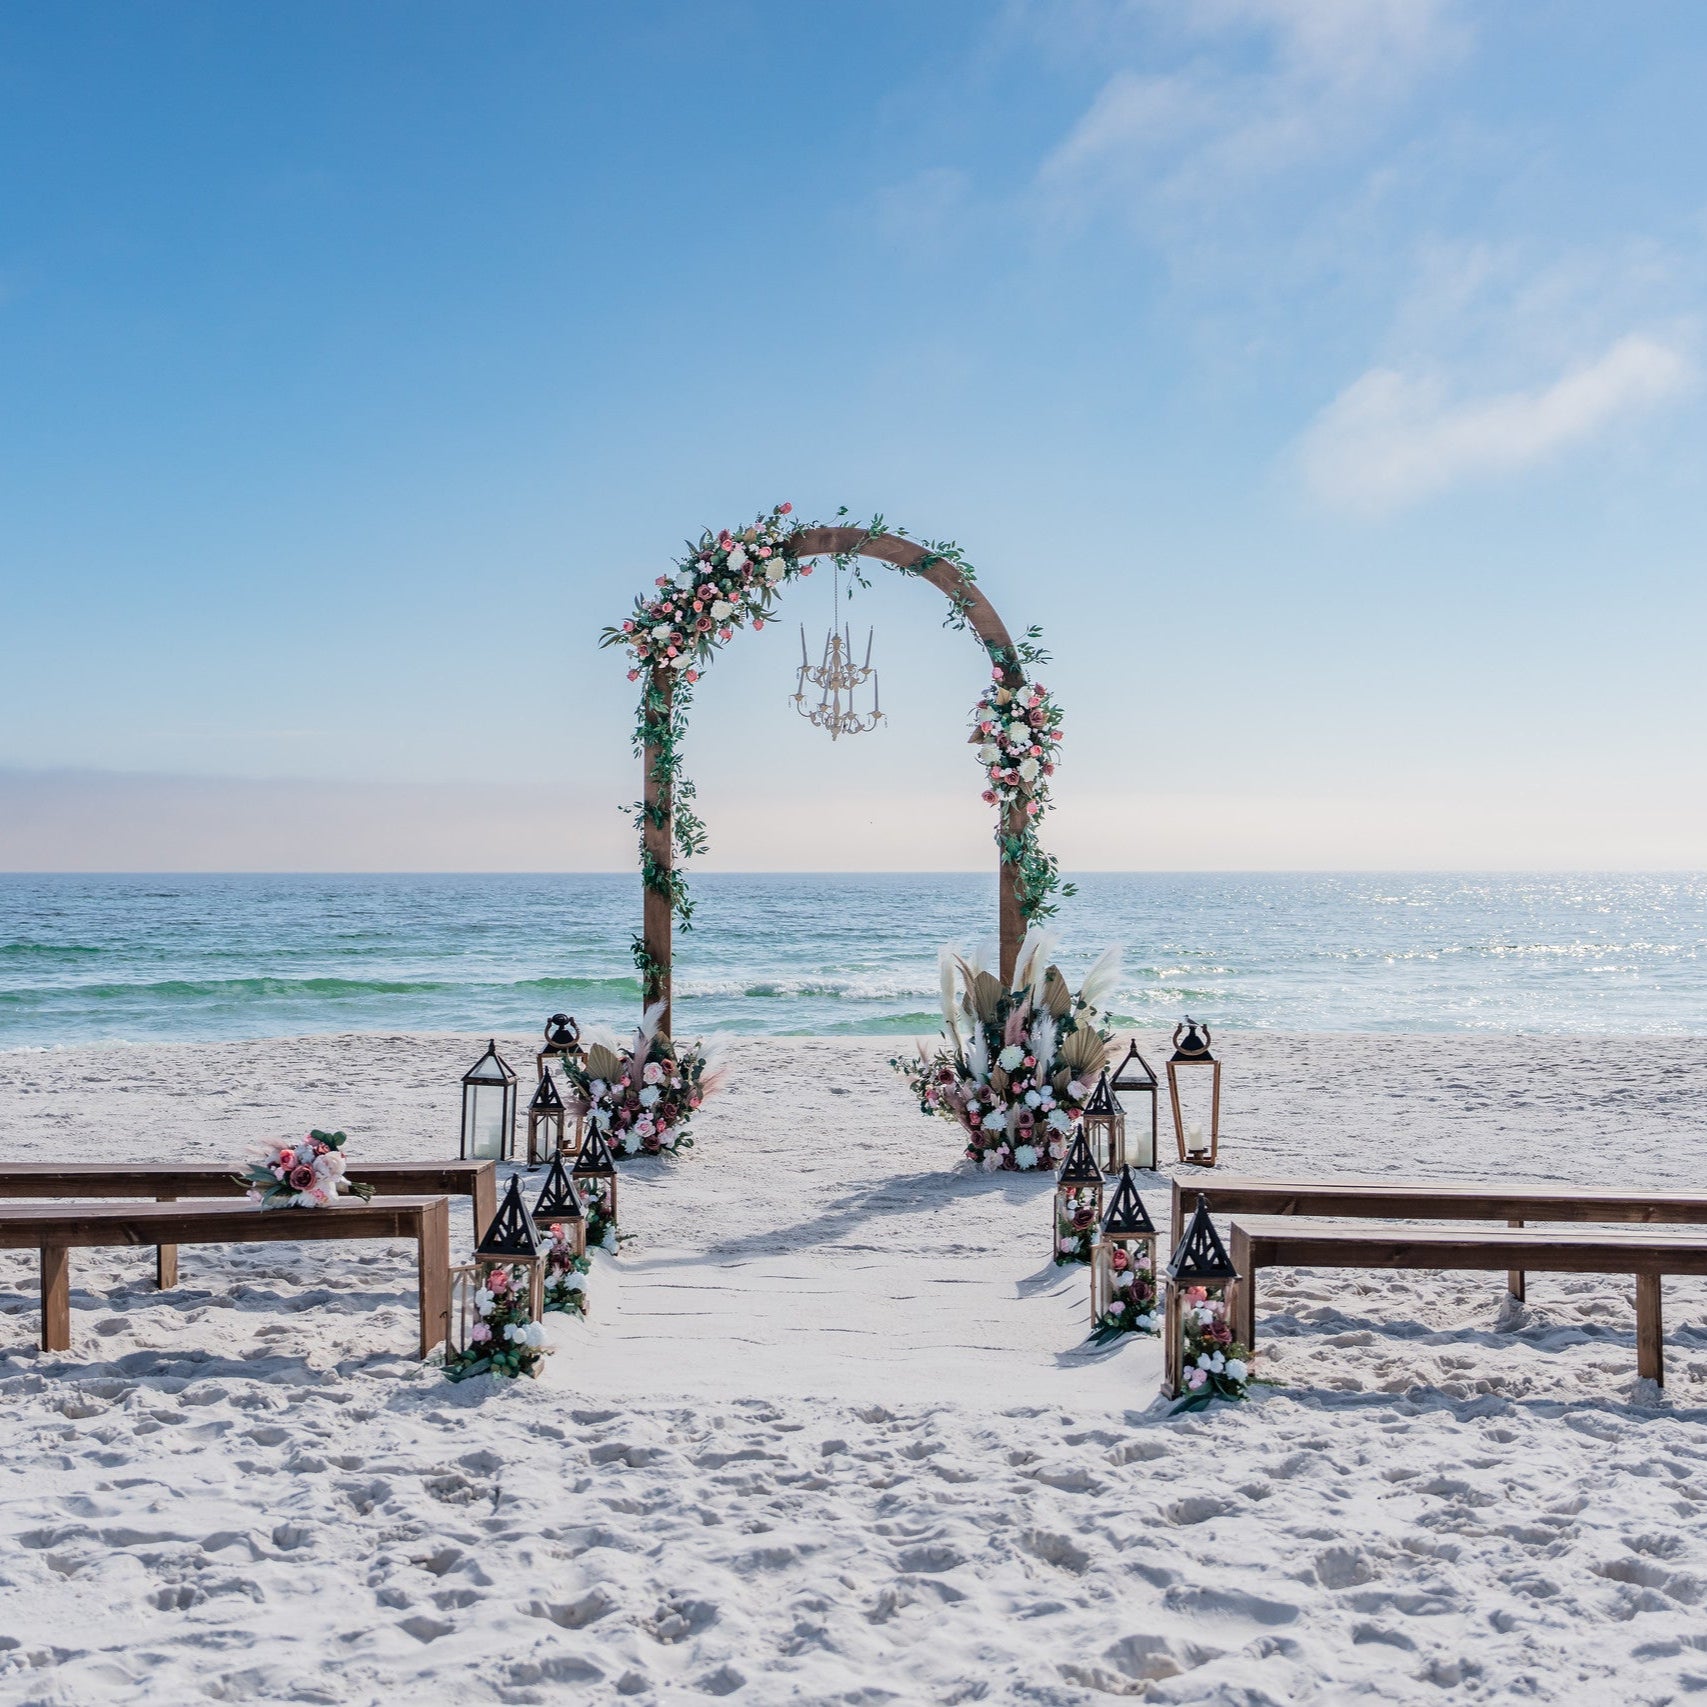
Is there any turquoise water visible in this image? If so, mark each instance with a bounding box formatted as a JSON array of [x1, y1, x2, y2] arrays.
[[1, 872, 1704, 1046]]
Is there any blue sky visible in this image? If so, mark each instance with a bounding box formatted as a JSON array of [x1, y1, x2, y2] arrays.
[[2, 1, 1704, 871]]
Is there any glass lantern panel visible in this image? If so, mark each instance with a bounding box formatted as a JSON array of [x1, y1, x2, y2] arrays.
[[465, 1083, 509, 1160], [1171, 1066, 1218, 1156]]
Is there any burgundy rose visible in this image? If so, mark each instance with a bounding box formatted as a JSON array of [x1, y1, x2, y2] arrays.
[[289, 1164, 316, 1189]]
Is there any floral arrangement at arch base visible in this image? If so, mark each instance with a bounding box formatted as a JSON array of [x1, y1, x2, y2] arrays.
[[892, 928, 1120, 1171], [544, 1224, 590, 1316], [237, 1129, 376, 1209], [444, 1265, 550, 1382], [1092, 1249, 1159, 1343], [1173, 1288, 1252, 1411], [562, 1004, 727, 1160], [1055, 1184, 1099, 1266]]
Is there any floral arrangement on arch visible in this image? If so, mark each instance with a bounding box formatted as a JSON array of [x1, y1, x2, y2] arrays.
[[561, 1003, 727, 1159], [445, 1265, 549, 1382], [237, 1129, 375, 1209], [892, 928, 1120, 1172], [544, 1224, 590, 1316], [1175, 1288, 1252, 1410], [1092, 1249, 1159, 1342], [974, 675, 1063, 830]]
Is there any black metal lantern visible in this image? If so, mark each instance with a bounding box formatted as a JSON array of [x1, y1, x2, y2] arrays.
[[1163, 1192, 1240, 1398], [1091, 1166, 1159, 1333], [460, 1040, 518, 1162], [1080, 1070, 1126, 1175], [1110, 1040, 1160, 1171], [532, 1150, 586, 1258], [572, 1125, 620, 1233], [1165, 1018, 1222, 1167], [1052, 1132, 1104, 1266], [527, 1069, 569, 1167]]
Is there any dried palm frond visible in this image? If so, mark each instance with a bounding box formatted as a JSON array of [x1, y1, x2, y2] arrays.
[[1060, 1026, 1111, 1075], [584, 1042, 624, 1082], [1041, 965, 1073, 1017], [988, 1064, 1010, 1096], [971, 970, 1003, 1025]]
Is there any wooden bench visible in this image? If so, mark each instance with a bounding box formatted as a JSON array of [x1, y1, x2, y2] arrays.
[[1226, 1218, 1707, 1385], [1172, 1176, 1707, 1303], [0, 1161, 495, 1288], [0, 1197, 452, 1358]]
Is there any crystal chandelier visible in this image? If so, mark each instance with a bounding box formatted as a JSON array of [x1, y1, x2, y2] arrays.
[[791, 562, 883, 740]]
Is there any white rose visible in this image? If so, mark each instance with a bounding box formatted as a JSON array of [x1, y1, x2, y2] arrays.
[[503, 1323, 521, 1343], [1225, 1359, 1248, 1383], [726, 546, 748, 572], [1209, 1351, 1226, 1373], [600, 1229, 617, 1251], [1023, 1089, 1041, 1108], [980, 1152, 1000, 1172], [563, 1273, 585, 1292], [1017, 757, 1040, 783], [1137, 1314, 1157, 1330], [997, 1044, 1024, 1071], [1013, 1144, 1039, 1170], [638, 1086, 660, 1107], [526, 1323, 547, 1347], [1196, 1353, 1213, 1371], [1114, 1271, 1132, 1290], [710, 600, 733, 622], [1066, 1080, 1086, 1100]]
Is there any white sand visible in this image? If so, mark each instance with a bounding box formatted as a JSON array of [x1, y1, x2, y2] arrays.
[[2, 1029, 1707, 1704]]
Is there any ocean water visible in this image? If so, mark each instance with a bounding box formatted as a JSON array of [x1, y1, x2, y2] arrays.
[[2, 872, 1704, 1048]]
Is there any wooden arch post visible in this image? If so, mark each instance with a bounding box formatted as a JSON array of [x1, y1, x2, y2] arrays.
[[642, 527, 1025, 1038]]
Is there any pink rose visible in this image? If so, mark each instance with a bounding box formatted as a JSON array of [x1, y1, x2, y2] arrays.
[[471, 1323, 492, 1344], [779, 502, 792, 514]]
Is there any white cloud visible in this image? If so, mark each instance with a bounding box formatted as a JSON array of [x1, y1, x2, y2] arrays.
[[1036, 0, 1462, 209], [1296, 333, 1694, 513]]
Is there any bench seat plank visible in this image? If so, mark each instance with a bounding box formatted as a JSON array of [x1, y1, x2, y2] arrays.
[[2, 1196, 452, 1359], [1227, 1218, 1707, 1385]]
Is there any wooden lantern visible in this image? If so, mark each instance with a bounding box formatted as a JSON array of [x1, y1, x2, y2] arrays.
[[572, 1125, 620, 1235], [472, 1174, 545, 1320], [1163, 1192, 1240, 1398], [536, 1012, 583, 1080], [532, 1150, 586, 1258], [1080, 1070, 1126, 1175], [460, 1040, 518, 1162], [1165, 1018, 1222, 1167], [1110, 1040, 1160, 1171], [1090, 1166, 1159, 1333], [1052, 1132, 1103, 1266], [526, 1068, 569, 1166]]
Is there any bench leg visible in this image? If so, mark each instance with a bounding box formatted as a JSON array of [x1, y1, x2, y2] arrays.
[[157, 1194, 179, 1289], [1506, 1218, 1524, 1302], [1636, 1274, 1663, 1386], [40, 1245, 71, 1352], [418, 1199, 452, 1359], [1230, 1225, 1256, 1351]]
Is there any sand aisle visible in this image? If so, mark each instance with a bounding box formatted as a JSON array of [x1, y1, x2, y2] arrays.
[[1, 1031, 1706, 1704]]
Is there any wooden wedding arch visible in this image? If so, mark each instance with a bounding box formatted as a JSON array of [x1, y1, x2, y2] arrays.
[[641, 526, 1029, 1037]]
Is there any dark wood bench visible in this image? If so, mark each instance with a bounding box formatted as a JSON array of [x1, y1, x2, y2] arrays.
[[1172, 1176, 1707, 1303], [0, 1197, 453, 1357], [0, 1161, 495, 1287], [1227, 1217, 1707, 1385]]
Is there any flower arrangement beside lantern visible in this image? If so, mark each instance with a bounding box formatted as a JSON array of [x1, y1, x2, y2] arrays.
[[891, 927, 1120, 1171], [237, 1129, 376, 1209], [1094, 1242, 1160, 1340], [562, 1003, 726, 1159], [543, 1223, 590, 1316], [444, 1265, 550, 1382], [1177, 1287, 1250, 1406]]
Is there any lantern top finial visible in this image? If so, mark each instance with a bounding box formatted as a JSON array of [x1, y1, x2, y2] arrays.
[[463, 1039, 517, 1086], [1110, 1039, 1158, 1091], [532, 1150, 585, 1223], [1100, 1166, 1155, 1236], [573, 1126, 619, 1178], [1083, 1069, 1122, 1117], [1166, 1192, 1238, 1283], [475, 1175, 542, 1259], [1170, 1018, 1214, 1063], [1058, 1131, 1102, 1186]]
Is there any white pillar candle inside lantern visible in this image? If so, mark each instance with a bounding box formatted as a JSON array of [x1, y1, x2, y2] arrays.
[[460, 1039, 518, 1162], [1165, 1017, 1222, 1167]]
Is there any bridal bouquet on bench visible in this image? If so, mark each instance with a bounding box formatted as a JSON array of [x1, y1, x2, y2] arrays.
[[238, 1129, 376, 1209]]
